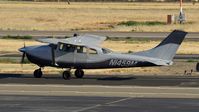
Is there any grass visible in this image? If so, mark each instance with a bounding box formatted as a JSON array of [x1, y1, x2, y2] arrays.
[[103, 40, 199, 54], [0, 39, 42, 53], [2, 35, 32, 39], [0, 1, 198, 32], [118, 21, 165, 26], [0, 58, 18, 64], [187, 59, 199, 63], [0, 58, 30, 64]]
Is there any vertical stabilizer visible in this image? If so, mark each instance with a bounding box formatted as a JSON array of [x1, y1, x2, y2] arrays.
[[134, 30, 187, 61]]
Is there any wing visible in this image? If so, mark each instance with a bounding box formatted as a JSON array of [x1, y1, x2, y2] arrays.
[[36, 38, 66, 44], [37, 34, 106, 46]]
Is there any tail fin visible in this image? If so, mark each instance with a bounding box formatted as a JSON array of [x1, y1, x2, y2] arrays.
[[134, 30, 187, 61]]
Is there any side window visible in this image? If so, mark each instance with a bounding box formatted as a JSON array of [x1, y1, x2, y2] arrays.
[[59, 43, 75, 52], [65, 45, 75, 52], [88, 48, 97, 54], [77, 46, 87, 53]]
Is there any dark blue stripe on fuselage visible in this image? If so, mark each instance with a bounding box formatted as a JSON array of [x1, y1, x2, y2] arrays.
[[26, 54, 157, 69]]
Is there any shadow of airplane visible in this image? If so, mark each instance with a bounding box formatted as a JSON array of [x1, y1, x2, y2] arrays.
[[0, 73, 136, 81]]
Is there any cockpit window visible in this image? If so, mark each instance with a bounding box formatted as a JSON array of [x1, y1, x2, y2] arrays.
[[59, 44, 64, 51]]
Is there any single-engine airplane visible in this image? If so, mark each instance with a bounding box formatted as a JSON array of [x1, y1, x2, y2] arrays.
[[19, 30, 187, 80]]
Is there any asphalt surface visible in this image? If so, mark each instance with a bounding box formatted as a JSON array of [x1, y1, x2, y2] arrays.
[[0, 95, 199, 112], [1, 74, 199, 111], [0, 30, 199, 40], [0, 74, 199, 87]]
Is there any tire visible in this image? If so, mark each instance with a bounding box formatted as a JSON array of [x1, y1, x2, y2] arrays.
[[75, 69, 84, 78], [63, 71, 71, 80], [197, 63, 199, 72], [34, 69, 43, 78]]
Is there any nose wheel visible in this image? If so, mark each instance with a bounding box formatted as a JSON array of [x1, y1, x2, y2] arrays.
[[34, 68, 43, 78], [75, 69, 84, 78]]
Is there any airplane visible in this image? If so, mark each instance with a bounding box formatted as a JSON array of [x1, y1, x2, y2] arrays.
[[19, 30, 187, 80]]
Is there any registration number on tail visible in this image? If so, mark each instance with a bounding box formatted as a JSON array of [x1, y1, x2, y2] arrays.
[[109, 59, 138, 67]]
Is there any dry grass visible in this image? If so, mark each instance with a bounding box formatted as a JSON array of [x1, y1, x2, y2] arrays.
[[0, 1, 198, 32], [0, 39, 42, 53], [0, 39, 198, 54], [103, 40, 199, 54]]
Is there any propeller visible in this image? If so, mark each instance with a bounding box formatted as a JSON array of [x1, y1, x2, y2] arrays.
[[21, 52, 26, 64], [20, 42, 26, 66]]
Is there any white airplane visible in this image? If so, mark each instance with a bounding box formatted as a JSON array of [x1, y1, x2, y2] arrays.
[[19, 30, 187, 79]]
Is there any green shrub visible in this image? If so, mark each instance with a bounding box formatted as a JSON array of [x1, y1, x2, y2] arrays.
[[118, 21, 165, 26], [2, 35, 32, 39]]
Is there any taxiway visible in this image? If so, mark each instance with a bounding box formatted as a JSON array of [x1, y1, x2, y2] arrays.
[[0, 74, 199, 111], [0, 30, 199, 40]]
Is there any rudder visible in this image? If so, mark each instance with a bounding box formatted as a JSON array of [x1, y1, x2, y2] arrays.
[[134, 30, 187, 61]]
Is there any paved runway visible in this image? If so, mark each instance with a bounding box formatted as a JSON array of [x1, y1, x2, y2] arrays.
[[1, 74, 199, 111], [1, 95, 199, 112]]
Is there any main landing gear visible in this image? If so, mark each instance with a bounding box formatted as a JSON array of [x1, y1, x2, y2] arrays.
[[62, 69, 84, 80]]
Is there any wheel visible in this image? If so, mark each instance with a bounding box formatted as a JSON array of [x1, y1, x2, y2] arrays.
[[197, 63, 199, 72], [75, 69, 84, 78], [62, 71, 71, 80], [34, 69, 43, 78]]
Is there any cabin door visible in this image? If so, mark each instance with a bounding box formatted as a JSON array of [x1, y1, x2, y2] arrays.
[[55, 43, 76, 67], [74, 46, 87, 68]]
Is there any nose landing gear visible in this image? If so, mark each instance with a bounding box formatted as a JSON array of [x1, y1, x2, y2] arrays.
[[62, 70, 71, 80], [196, 62, 199, 72], [33, 68, 43, 78]]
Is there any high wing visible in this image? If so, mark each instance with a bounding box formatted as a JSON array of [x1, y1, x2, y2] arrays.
[[37, 34, 107, 46]]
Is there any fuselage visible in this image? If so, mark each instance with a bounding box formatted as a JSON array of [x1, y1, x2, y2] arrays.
[[20, 44, 158, 69]]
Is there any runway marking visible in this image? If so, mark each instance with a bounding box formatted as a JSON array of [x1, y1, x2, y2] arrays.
[[73, 97, 133, 112], [73, 104, 102, 112], [105, 97, 132, 105]]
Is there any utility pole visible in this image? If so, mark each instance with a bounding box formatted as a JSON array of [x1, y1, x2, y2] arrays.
[[67, 0, 70, 5]]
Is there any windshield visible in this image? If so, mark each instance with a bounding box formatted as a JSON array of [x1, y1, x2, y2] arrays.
[[102, 48, 112, 54]]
